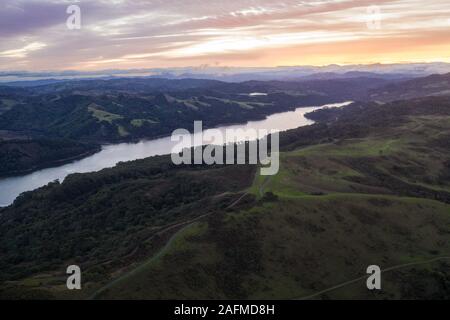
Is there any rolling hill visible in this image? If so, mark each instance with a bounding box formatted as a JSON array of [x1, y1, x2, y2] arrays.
[[0, 139, 100, 177], [369, 73, 450, 102], [0, 78, 339, 145], [1, 96, 450, 299]]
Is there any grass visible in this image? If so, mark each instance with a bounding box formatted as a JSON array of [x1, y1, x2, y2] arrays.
[[6, 112, 450, 300], [205, 96, 274, 110], [130, 119, 158, 127], [117, 125, 129, 137], [290, 138, 404, 158], [88, 104, 123, 123], [94, 113, 450, 299], [94, 221, 224, 299], [94, 193, 450, 299], [88, 104, 130, 137]]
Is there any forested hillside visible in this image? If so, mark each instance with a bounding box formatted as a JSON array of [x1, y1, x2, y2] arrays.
[[1, 96, 450, 299], [1, 74, 449, 177], [0, 78, 339, 144], [368, 73, 450, 102], [0, 139, 100, 177]]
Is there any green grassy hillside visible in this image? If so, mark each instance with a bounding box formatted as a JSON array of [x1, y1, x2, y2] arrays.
[[1, 96, 450, 299], [96, 195, 450, 300], [96, 97, 450, 300]]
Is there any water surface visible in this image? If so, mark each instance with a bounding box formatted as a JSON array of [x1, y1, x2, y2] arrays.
[[0, 101, 351, 206]]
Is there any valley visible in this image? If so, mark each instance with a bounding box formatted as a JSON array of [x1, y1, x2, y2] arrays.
[[0, 102, 349, 207], [2, 0, 450, 307], [1, 73, 447, 179], [1, 94, 450, 299]]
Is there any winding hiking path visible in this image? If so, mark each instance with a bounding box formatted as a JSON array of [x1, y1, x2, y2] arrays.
[[295, 256, 450, 300], [88, 190, 250, 299]]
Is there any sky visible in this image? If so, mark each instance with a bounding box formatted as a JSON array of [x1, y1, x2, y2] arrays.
[[0, 0, 449, 71]]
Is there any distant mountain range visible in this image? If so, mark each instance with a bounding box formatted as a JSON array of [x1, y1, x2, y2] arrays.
[[2, 62, 450, 84], [368, 72, 450, 102]]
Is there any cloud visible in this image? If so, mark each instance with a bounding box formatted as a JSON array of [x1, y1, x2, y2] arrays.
[[0, 42, 47, 58], [0, 0, 449, 70]]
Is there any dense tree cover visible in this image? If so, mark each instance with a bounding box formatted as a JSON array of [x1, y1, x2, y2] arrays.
[[2, 72, 419, 144], [0, 78, 342, 175], [1, 74, 450, 298], [282, 96, 450, 151], [90, 96, 450, 300], [368, 72, 450, 102], [1, 74, 446, 176], [0, 139, 100, 177], [1, 96, 450, 296], [0, 153, 256, 282], [0, 78, 340, 144], [280, 96, 450, 204]]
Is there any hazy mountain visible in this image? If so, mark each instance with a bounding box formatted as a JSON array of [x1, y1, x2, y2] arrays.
[[2, 63, 450, 84], [369, 72, 450, 102]]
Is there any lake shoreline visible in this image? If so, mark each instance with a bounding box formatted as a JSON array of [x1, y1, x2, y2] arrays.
[[0, 101, 352, 207], [84, 100, 340, 146], [0, 146, 102, 179]]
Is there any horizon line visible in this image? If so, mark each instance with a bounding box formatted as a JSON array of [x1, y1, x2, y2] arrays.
[[1, 61, 450, 75]]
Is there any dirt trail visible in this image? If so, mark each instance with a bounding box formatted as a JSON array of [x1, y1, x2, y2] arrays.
[[88, 190, 250, 299], [295, 256, 450, 300], [258, 175, 273, 197]]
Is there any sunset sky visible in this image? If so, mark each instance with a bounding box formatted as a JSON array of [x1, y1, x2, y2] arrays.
[[1, 0, 449, 71]]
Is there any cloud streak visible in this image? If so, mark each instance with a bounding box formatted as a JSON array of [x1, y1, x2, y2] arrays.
[[0, 0, 449, 70]]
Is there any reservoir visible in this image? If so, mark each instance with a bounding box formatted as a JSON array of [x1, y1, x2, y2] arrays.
[[0, 101, 351, 206]]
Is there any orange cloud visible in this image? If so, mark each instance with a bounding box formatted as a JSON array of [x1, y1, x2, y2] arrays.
[[1, 0, 449, 70]]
